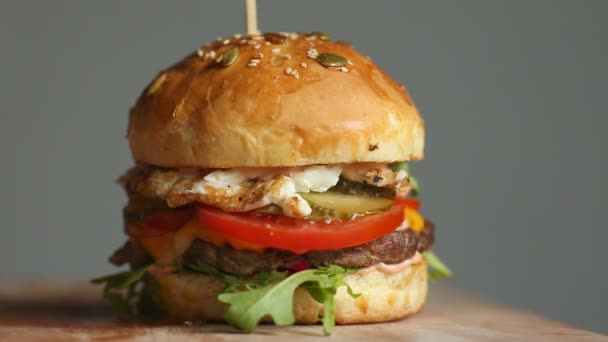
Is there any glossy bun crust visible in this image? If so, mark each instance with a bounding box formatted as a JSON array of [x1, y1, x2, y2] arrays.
[[128, 33, 424, 168], [151, 260, 427, 324]]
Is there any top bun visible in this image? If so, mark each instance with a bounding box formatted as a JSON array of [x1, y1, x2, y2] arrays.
[[128, 32, 424, 168]]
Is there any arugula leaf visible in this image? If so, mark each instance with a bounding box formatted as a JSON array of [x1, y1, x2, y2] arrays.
[[189, 263, 286, 293], [136, 274, 166, 317], [217, 266, 357, 335], [103, 291, 131, 312], [408, 175, 420, 197], [299, 267, 359, 334], [91, 265, 163, 316], [389, 161, 410, 172], [91, 265, 149, 289], [422, 251, 453, 280]]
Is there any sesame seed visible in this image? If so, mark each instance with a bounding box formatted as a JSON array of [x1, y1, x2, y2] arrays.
[[283, 54, 292, 59], [207, 50, 216, 59], [265, 41, 271, 45], [271, 48, 281, 54], [254, 44, 261, 49], [293, 70, 300, 79], [196, 48, 204, 57], [250, 58, 260, 63], [307, 48, 319, 59], [285, 67, 293, 75], [223, 39, 230, 45], [254, 52, 264, 58], [347, 60, 353, 66], [300, 62, 308, 68], [289, 33, 298, 39], [247, 40, 257, 45], [247, 62, 258, 67], [216, 55, 223, 63], [252, 35, 264, 40], [234, 34, 242, 39], [340, 66, 349, 72]]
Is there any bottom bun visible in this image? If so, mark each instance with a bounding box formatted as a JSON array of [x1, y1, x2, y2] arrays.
[[152, 260, 427, 325]]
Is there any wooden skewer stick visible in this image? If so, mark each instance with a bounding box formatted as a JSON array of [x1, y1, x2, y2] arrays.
[[246, 0, 260, 35]]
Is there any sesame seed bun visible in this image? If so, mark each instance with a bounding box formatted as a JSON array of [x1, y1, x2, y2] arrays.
[[151, 259, 427, 325], [128, 33, 424, 168]]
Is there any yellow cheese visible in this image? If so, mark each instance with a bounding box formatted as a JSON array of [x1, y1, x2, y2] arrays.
[[137, 233, 175, 266], [404, 208, 425, 232], [134, 218, 265, 266]]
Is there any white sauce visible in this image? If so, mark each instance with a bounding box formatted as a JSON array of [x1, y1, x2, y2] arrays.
[[356, 252, 423, 276]]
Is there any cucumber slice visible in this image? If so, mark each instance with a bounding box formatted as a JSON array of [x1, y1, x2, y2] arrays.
[[300, 192, 394, 220]]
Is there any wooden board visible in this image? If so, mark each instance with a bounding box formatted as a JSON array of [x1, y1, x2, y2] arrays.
[[0, 282, 604, 341]]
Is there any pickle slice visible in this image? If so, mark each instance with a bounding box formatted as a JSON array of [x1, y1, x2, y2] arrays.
[[329, 178, 395, 198], [251, 204, 283, 215], [300, 192, 394, 220]]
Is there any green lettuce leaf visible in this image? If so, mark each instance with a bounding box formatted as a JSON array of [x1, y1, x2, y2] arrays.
[[217, 265, 358, 335], [422, 251, 453, 280]]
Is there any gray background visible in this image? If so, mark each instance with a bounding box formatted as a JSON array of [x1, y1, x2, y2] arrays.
[[1, 0, 607, 334]]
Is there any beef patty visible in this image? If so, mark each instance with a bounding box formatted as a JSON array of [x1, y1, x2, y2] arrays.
[[111, 221, 434, 276]]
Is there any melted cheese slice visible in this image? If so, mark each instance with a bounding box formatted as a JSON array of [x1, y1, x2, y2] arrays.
[[134, 219, 265, 266], [404, 208, 425, 232]]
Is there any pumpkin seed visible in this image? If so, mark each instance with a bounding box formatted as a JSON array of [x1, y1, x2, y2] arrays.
[[311, 31, 330, 41], [146, 73, 166, 96], [219, 47, 239, 67], [316, 53, 347, 67]]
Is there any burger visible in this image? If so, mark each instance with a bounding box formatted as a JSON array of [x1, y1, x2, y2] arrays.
[[93, 31, 451, 334]]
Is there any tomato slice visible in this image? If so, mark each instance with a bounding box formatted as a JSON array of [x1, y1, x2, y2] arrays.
[[394, 197, 421, 210], [195, 199, 417, 254], [126, 206, 195, 237]]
